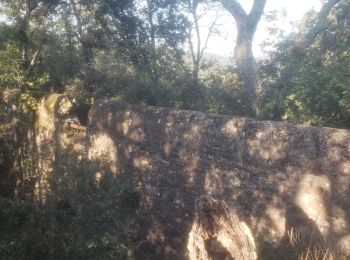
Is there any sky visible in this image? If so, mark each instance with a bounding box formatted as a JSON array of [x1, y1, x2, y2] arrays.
[[202, 0, 322, 57]]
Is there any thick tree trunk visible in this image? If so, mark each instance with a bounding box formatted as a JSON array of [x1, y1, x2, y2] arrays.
[[234, 30, 260, 115], [219, 0, 266, 116]]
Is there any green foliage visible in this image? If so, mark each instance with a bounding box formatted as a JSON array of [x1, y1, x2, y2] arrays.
[[0, 163, 140, 259], [260, 1, 350, 128], [192, 62, 249, 115], [0, 27, 49, 111], [0, 197, 50, 259], [0, 43, 25, 89]]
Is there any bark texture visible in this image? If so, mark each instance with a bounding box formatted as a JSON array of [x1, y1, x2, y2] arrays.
[[219, 0, 266, 116]]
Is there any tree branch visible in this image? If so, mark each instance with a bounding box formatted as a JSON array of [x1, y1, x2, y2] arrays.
[[26, 45, 42, 75], [218, 0, 247, 26], [300, 0, 341, 47], [318, 0, 341, 21], [247, 0, 266, 29], [200, 15, 219, 60], [186, 28, 196, 66]]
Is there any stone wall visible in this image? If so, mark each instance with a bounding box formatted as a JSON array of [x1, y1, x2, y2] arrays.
[[87, 100, 350, 259], [32, 95, 350, 259]]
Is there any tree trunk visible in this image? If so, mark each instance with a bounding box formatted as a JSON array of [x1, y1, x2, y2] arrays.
[[234, 28, 261, 115], [147, 0, 159, 83], [20, 0, 32, 68], [219, 0, 266, 116], [185, 0, 218, 108]]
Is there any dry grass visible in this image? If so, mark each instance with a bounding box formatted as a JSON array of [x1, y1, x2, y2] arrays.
[[287, 227, 337, 260], [298, 246, 336, 260]]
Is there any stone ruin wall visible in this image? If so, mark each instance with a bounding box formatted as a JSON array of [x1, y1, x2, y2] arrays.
[[36, 96, 350, 259]]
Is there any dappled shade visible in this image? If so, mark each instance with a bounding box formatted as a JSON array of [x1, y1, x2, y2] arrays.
[[187, 195, 257, 260]]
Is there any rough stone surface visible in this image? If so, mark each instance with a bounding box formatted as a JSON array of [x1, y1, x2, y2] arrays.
[[88, 101, 350, 259], [34, 96, 350, 259], [187, 195, 257, 260]]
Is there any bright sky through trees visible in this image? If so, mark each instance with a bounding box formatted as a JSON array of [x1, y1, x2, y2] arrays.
[[203, 0, 322, 57], [0, 0, 321, 58]]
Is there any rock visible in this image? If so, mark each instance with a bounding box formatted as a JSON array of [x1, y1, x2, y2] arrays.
[[187, 196, 257, 260], [276, 171, 287, 179]]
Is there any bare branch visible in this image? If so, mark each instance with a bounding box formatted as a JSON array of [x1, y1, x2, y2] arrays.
[[199, 14, 219, 60], [187, 28, 196, 66], [25, 38, 45, 75]]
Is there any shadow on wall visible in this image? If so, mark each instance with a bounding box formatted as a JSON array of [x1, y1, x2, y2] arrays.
[[9, 95, 349, 259], [0, 138, 16, 197], [23, 95, 142, 258], [88, 102, 210, 259], [89, 100, 350, 259]]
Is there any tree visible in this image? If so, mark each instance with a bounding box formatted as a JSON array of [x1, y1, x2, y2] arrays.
[[0, 0, 74, 199], [132, 0, 189, 105], [183, 0, 220, 106], [1, 0, 59, 71], [260, 0, 350, 128], [218, 0, 266, 116], [298, 0, 342, 48]]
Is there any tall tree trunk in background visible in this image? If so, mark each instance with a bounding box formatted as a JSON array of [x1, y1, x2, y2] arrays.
[[70, 0, 91, 65], [20, 0, 46, 75], [218, 0, 266, 116], [186, 0, 202, 107], [20, 0, 34, 68], [146, 0, 159, 84], [70, 0, 94, 92], [191, 0, 201, 90], [185, 0, 218, 108]]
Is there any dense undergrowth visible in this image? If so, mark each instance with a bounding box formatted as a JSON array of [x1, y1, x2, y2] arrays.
[[0, 166, 140, 259]]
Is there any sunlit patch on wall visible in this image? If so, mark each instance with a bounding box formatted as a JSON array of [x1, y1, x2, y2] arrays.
[[296, 174, 331, 236], [88, 133, 118, 174]]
